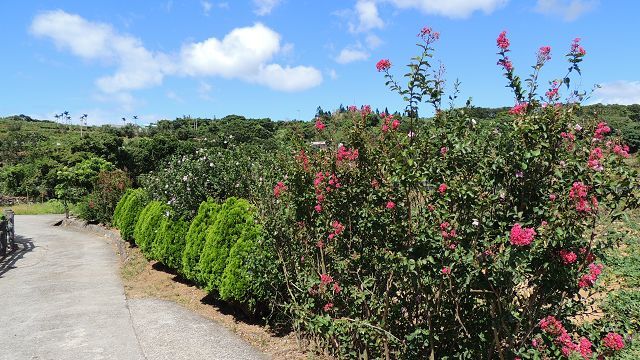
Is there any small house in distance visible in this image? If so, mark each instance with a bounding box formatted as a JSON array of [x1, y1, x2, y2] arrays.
[[311, 141, 328, 150]]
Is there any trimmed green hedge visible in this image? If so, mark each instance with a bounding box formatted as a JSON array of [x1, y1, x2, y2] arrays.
[[198, 197, 255, 292], [154, 216, 189, 270], [219, 223, 263, 305], [114, 188, 149, 242], [133, 201, 169, 255], [182, 200, 220, 284]]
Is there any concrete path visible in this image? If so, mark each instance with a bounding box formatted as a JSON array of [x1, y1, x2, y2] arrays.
[[0, 215, 266, 360]]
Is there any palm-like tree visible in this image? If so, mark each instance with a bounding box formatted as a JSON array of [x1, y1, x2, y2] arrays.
[[80, 114, 88, 137]]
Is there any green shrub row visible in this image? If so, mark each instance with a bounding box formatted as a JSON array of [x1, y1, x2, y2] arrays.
[[114, 193, 266, 309]]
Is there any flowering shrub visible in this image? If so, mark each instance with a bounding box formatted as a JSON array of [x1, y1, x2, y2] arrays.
[[263, 28, 639, 358], [77, 169, 130, 225]]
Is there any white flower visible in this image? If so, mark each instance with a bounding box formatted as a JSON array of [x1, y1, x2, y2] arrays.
[[182, 175, 188, 181], [574, 124, 583, 131], [472, 219, 480, 227], [209, 162, 214, 167], [471, 118, 477, 126], [408, 131, 416, 138]]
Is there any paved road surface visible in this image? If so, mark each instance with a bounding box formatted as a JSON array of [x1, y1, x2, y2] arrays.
[[0, 215, 266, 360]]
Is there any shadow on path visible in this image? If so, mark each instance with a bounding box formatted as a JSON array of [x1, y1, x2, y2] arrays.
[[0, 235, 35, 278]]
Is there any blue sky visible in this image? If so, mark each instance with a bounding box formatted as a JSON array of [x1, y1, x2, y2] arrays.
[[1, 0, 638, 125]]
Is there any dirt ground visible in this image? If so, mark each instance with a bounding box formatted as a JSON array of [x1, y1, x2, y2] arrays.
[[115, 238, 314, 360]]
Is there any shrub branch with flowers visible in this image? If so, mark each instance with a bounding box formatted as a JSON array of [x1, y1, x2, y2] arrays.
[[264, 28, 639, 359]]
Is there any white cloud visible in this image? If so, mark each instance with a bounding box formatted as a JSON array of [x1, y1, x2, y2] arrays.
[[591, 81, 640, 105], [365, 34, 383, 49], [534, 0, 596, 21], [253, 0, 282, 16], [180, 23, 321, 91], [201, 1, 213, 15], [166, 90, 184, 103], [198, 81, 213, 100], [335, 47, 369, 64], [383, 0, 508, 18], [351, 0, 384, 33], [328, 69, 338, 80], [31, 11, 322, 99], [31, 10, 172, 95]]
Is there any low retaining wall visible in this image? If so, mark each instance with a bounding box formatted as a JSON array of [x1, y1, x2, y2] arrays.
[[62, 218, 129, 262]]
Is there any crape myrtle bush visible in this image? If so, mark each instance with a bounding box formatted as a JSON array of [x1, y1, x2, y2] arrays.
[[113, 188, 149, 242], [140, 144, 276, 219], [264, 28, 639, 359], [77, 169, 130, 225]]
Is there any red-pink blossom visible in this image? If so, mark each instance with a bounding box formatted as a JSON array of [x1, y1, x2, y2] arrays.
[[391, 119, 400, 130], [496, 31, 510, 50], [539, 315, 565, 336], [273, 181, 287, 198], [386, 201, 396, 209], [497, 57, 513, 72], [315, 119, 326, 131], [376, 59, 391, 72], [438, 183, 448, 194], [613, 144, 630, 158], [602, 332, 625, 351], [549, 193, 557, 201], [295, 149, 309, 171], [570, 37, 586, 56], [320, 273, 333, 285], [441, 267, 451, 275], [578, 337, 593, 359], [509, 102, 528, 115], [418, 26, 440, 43], [510, 223, 536, 246], [337, 145, 359, 162], [331, 220, 345, 236], [578, 263, 604, 288], [323, 302, 334, 312], [314, 204, 322, 213], [537, 46, 552, 63], [559, 249, 578, 265], [332, 282, 342, 294], [440, 147, 448, 156], [594, 122, 611, 140]]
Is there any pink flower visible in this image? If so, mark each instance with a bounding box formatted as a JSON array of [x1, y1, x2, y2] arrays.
[[497, 30, 510, 50], [510, 223, 536, 246], [381, 124, 389, 132], [549, 193, 557, 201], [376, 59, 391, 72], [594, 122, 611, 140], [570, 37, 586, 56], [337, 146, 359, 162], [497, 57, 513, 72], [602, 332, 624, 351], [613, 144, 630, 158], [418, 26, 440, 43], [537, 46, 552, 62], [332, 282, 342, 294], [440, 147, 448, 156], [509, 102, 528, 115], [578, 263, 604, 288], [316, 240, 324, 248], [391, 119, 400, 130], [441, 267, 451, 275], [323, 302, 334, 312], [315, 119, 326, 131], [314, 204, 323, 213], [386, 201, 396, 209], [539, 315, 565, 336], [273, 181, 287, 198], [559, 249, 578, 265], [320, 273, 333, 285], [578, 337, 593, 359], [438, 183, 448, 194]]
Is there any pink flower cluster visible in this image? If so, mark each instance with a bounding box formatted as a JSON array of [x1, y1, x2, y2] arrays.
[[386, 201, 395, 209], [313, 172, 342, 213], [546, 81, 560, 100], [593, 122, 611, 140], [588, 147, 604, 171], [602, 332, 625, 351], [539, 316, 593, 359], [347, 105, 358, 112], [510, 223, 536, 246], [336, 145, 359, 163], [613, 144, 630, 158], [327, 220, 345, 240], [509, 102, 528, 115], [537, 45, 552, 63], [441, 267, 451, 275], [319, 273, 341, 295], [578, 263, 604, 288], [559, 249, 578, 265], [496, 30, 510, 50], [315, 118, 326, 131], [418, 26, 440, 43], [295, 149, 310, 171], [570, 37, 586, 56], [273, 181, 287, 198], [376, 58, 391, 72], [569, 181, 598, 213], [438, 183, 447, 194], [497, 57, 513, 72], [440, 222, 457, 240], [381, 113, 400, 132]]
